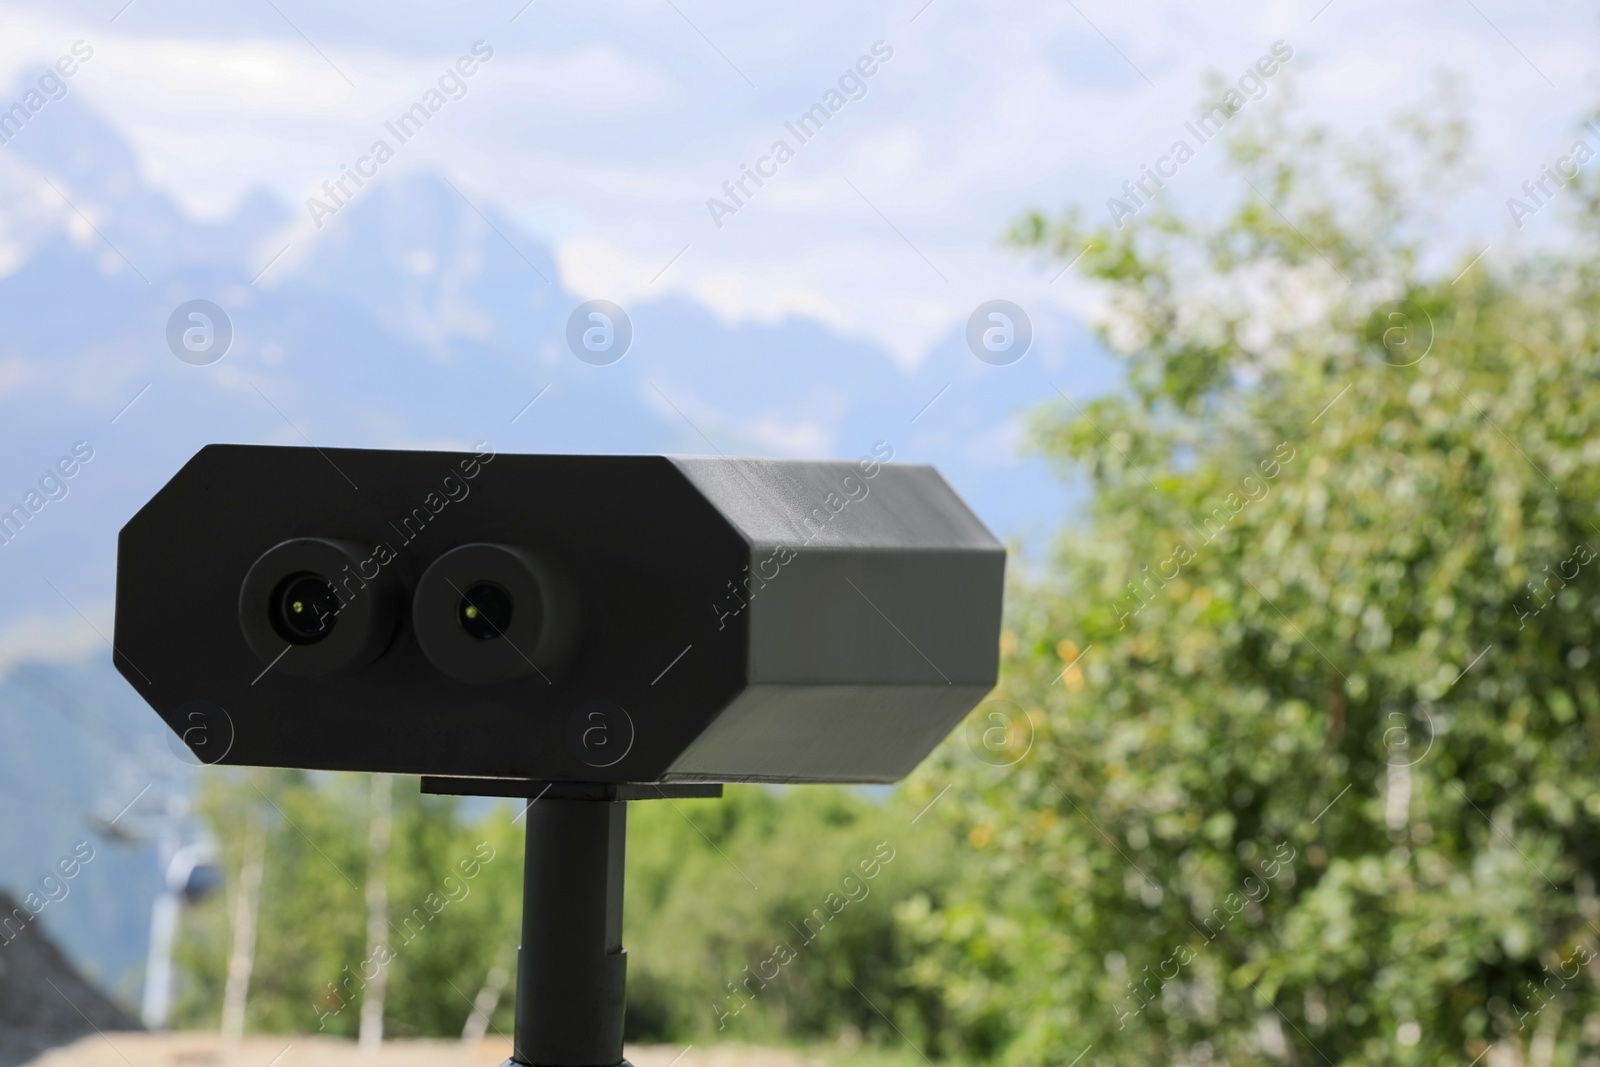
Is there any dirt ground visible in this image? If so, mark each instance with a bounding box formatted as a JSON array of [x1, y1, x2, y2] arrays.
[[28, 1035, 818, 1067]]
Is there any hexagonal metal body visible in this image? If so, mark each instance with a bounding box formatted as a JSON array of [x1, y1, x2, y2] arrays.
[[114, 444, 1004, 784]]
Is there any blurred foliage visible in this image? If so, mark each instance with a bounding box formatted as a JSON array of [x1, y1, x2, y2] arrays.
[[172, 777, 957, 1045], [903, 95, 1600, 1066], [173, 770, 523, 1037], [624, 785, 958, 1044]]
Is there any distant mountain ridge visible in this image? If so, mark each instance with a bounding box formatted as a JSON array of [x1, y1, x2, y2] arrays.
[[0, 85, 1107, 628], [0, 654, 179, 1012]]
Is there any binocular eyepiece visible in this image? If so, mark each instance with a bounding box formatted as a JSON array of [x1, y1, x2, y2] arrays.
[[238, 537, 578, 685]]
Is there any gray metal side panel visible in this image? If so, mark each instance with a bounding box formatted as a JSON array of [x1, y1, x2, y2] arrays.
[[668, 457, 1000, 551], [662, 683, 989, 783], [666, 457, 1004, 782]]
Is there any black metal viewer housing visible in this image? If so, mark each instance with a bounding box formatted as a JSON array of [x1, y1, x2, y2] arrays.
[[114, 444, 1005, 1066]]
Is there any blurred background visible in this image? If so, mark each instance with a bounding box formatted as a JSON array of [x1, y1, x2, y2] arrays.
[[3, 1, 1600, 1065]]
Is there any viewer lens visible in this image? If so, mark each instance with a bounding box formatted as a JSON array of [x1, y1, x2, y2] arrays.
[[458, 582, 513, 641], [273, 572, 340, 644]]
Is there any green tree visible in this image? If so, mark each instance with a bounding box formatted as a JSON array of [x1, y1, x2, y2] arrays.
[[173, 771, 523, 1039], [174, 769, 367, 1034], [624, 784, 960, 1045], [173, 772, 955, 1048], [908, 96, 1600, 1066], [362, 787, 523, 1039]]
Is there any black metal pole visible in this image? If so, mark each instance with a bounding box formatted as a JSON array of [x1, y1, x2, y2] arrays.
[[511, 799, 629, 1067]]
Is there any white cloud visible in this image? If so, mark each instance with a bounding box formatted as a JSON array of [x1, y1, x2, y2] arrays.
[[638, 378, 840, 457]]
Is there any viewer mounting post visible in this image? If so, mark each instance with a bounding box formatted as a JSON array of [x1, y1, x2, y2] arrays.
[[517, 797, 626, 1066], [422, 778, 726, 1064], [115, 445, 1004, 1065]]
